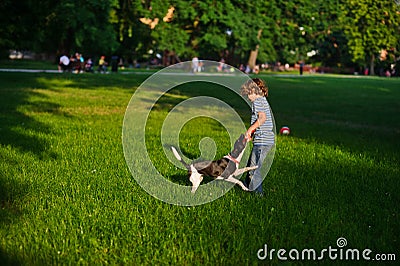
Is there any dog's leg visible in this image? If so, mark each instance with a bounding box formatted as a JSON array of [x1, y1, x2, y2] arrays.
[[189, 166, 203, 193], [226, 176, 249, 191], [232, 166, 258, 177], [216, 176, 249, 191]]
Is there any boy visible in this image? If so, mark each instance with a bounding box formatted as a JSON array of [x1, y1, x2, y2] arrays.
[[240, 78, 275, 195]]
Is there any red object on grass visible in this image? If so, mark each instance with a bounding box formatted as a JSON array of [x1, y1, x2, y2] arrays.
[[280, 126, 290, 135]]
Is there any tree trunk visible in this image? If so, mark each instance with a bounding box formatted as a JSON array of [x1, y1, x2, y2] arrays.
[[247, 29, 263, 70], [370, 54, 375, 76], [248, 50, 258, 70]]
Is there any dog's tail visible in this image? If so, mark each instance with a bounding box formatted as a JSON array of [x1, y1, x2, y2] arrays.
[[171, 146, 190, 170]]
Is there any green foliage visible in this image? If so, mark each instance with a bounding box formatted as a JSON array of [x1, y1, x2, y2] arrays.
[[0, 0, 119, 57], [0, 0, 45, 52], [339, 0, 400, 65], [47, 0, 119, 55], [0, 0, 399, 69]]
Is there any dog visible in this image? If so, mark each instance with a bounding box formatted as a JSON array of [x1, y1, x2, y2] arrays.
[[171, 134, 257, 193]]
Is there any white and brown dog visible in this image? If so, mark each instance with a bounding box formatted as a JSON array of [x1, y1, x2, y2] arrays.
[[171, 134, 257, 193]]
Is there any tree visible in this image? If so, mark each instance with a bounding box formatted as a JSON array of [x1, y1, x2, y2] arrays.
[[117, 0, 278, 65], [0, 0, 49, 58], [45, 0, 119, 56], [339, 0, 400, 75], [2, 0, 399, 75], [110, 0, 153, 62], [0, 0, 119, 59], [265, 0, 346, 67]]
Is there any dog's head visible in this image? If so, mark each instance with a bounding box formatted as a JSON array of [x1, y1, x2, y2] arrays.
[[230, 134, 247, 159], [189, 165, 203, 193]]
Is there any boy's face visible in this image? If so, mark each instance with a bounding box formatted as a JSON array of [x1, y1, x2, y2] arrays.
[[247, 93, 257, 102]]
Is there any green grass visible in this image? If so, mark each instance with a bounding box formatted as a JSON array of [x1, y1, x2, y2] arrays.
[[0, 59, 56, 70], [0, 72, 399, 265]]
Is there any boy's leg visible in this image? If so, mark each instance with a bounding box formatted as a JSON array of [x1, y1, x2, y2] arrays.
[[248, 145, 271, 194], [244, 148, 257, 187]]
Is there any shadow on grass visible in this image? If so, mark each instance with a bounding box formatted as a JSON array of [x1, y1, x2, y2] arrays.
[[0, 75, 61, 159], [0, 73, 73, 232], [36, 72, 148, 91], [0, 170, 28, 222], [0, 166, 28, 265], [0, 71, 144, 200], [0, 73, 68, 263], [0, 247, 20, 266]]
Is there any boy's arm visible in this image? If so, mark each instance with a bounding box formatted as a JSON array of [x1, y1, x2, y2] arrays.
[[246, 111, 266, 140]]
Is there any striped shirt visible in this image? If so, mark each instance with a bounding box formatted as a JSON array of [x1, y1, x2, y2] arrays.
[[251, 97, 275, 145]]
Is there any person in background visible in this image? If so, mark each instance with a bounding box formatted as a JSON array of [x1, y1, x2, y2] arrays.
[[58, 54, 70, 72], [192, 56, 199, 73], [85, 58, 94, 72], [98, 55, 108, 73]]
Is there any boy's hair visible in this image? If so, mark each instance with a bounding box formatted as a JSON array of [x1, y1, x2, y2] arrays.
[[240, 78, 268, 97]]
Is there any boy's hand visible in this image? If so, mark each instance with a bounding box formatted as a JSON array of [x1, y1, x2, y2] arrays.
[[245, 128, 255, 141]]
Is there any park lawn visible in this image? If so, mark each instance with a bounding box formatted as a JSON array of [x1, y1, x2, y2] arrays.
[[0, 72, 399, 265], [0, 59, 57, 70]]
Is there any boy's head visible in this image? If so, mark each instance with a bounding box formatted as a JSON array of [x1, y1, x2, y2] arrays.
[[240, 78, 268, 97]]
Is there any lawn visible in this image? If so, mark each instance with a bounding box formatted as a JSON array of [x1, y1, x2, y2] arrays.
[[0, 59, 57, 70], [0, 71, 399, 265]]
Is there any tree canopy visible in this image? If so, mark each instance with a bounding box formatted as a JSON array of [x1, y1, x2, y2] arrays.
[[339, 0, 400, 74], [1, 0, 399, 72]]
